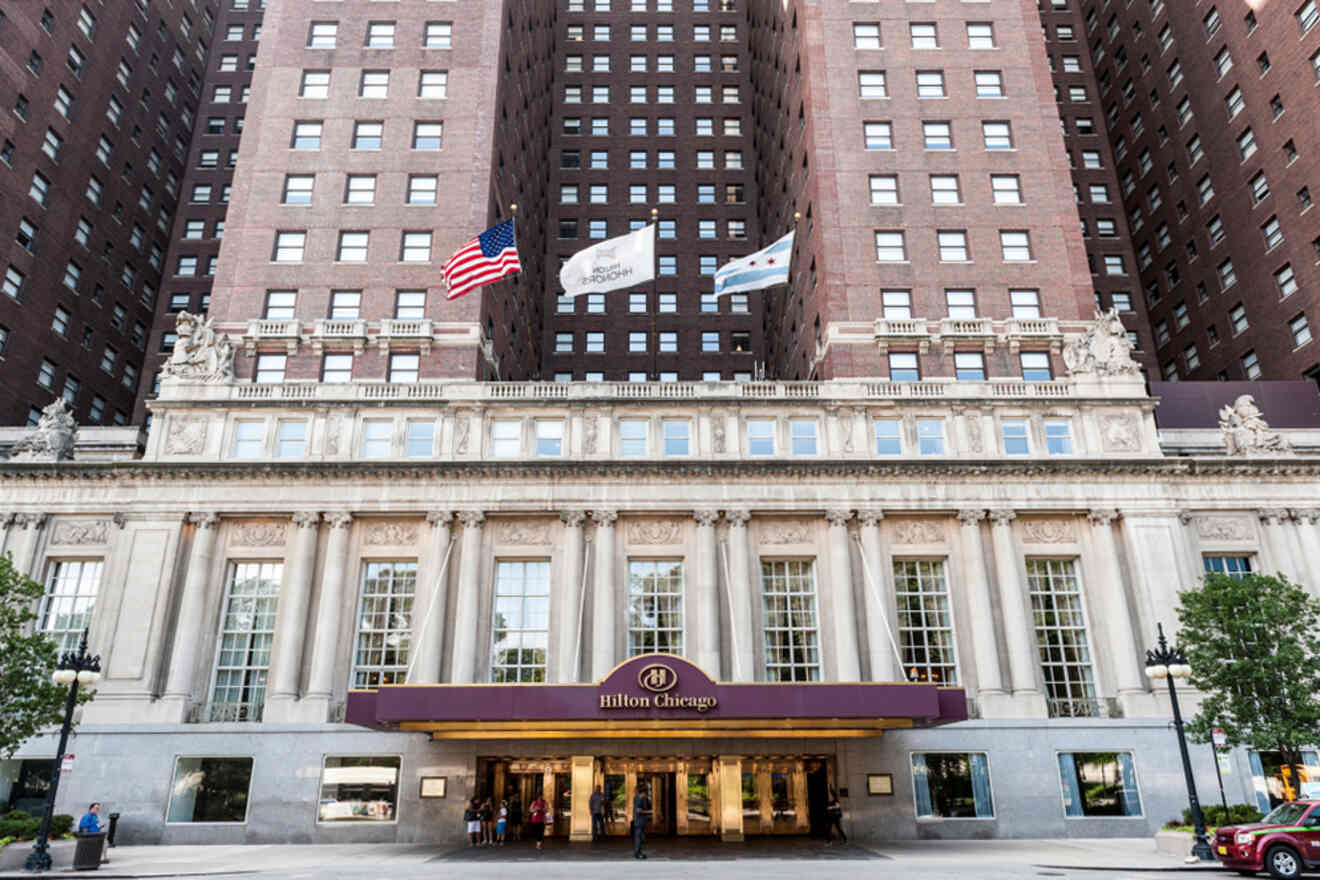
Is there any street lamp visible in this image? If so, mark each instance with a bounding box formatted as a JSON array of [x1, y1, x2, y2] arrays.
[[1145, 622, 1214, 863], [24, 628, 100, 874]]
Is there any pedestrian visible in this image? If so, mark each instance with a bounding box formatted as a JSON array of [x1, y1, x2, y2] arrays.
[[479, 796, 494, 846], [496, 799, 508, 845], [509, 795, 523, 841], [825, 789, 846, 843], [529, 792, 548, 851], [464, 798, 481, 847], [632, 782, 652, 859], [589, 785, 606, 841], [77, 802, 104, 834]]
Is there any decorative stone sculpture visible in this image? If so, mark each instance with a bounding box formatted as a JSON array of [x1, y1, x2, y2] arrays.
[[10, 400, 77, 461], [1219, 395, 1294, 457], [161, 311, 235, 382], [1063, 308, 1141, 378]]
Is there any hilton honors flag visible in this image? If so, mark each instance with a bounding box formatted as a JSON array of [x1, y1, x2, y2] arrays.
[[713, 231, 795, 296], [558, 224, 656, 297], [441, 219, 521, 300]]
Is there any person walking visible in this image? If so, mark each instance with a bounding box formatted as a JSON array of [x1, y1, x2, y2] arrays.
[[509, 795, 523, 841], [528, 793, 548, 851], [589, 786, 606, 842], [632, 783, 652, 859], [825, 789, 847, 844], [464, 799, 481, 847], [495, 799, 508, 846], [77, 803, 104, 834], [479, 796, 494, 846]]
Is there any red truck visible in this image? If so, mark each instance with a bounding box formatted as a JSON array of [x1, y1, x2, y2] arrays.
[[1215, 800, 1320, 878]]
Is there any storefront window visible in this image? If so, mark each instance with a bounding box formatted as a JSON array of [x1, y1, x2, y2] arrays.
[[912, 753, 993, 819], [1250, 751, 1320, 810], [686, 773, 711, 829], [166, 757, 254, 823], [318, 756, 400, 823], [1058, 752, 1142, 817], [627, 560, 684, 656], [352, 562, 417, 687]]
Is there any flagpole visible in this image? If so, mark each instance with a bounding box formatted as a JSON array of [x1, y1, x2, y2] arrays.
[[650, 207, 659, 382]]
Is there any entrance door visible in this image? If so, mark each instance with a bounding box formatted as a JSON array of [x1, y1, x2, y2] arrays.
[[639, 772, 676, 836], [507, 773, 542, 840], [806, 761, 830, 838]]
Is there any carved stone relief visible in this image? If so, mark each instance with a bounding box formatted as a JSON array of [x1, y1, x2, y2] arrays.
[[1021, 519, 1076, 543], [710, 410, 727, 454], [583, 415, 598, 455], [363, 521, 420, 546], [232, 520, 288, 546], [889, 520, 946, 544], [49, 520, 110, 545], [626, 519, 683, 544], [762, 521, 811, 544], [494, 520, 552, 545], [1100, 414, 1140, 453], [1195, 517, 1254, 541], [165, 416, 208, 455], [455, 412, 472, 455]]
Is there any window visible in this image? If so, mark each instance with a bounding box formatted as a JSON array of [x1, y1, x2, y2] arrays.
[[40, 561, 103, 655], [282, 175, 315, 205], [1001, 419, 1030, 455], [662, 420, 689, 456], [890, 352, 920, 382], [395, 292, 425, 320], [894, 560, 958, 684], [359, 70, 389, 98], [308, 22, 337, 48], [418, 71, 447, 99], [1263, 216, 1283, 250], [166, 758, 254, 822], [918, 419, 944, 455], [628, 560, 684, 656], [912, 753, 993, 819], [1299, 0, 1319, 33], [400, 231, 431, 262], [1291, 314, 1312, 348], [761, 560, 820, 681], [938, 230, 968, 262], [930, 176, 960, 205], [273, 231, 306, 262], [490, 560, 550, 682], [1059, 753, 1142, 817], [350, 561, 416, 688], [534, 420, 563, 457], [1027, 559, 1098, 717], [954, 352, 985, 381], [875, 419, 902, 455], [916, 71, 946, 98], [790, 420, 817, 455], [336, 231, 368, 262], [910, 22, 938, 48], [208, 562, 282, 721], [388, 353, 419, 384], [923, 122, 953, 149], [264, 291, 296, 320], [413, 122, 443, 149], [875, 231, 906, 262], [982, 121, 1012, 149], [864, 121, 892, 150], [275, 421, 307, 459], [1203, 555, 1252, 578], [859, 71, 888, 98], [300, 70, 330, 98], [318, 756, 400, 824], [747, 420, 775, 456], [991, 175, 1021, 204], [1021, 352, 1052, 382], [425, 21, 452, 48], [1277, 265, 1299, 297], [1045, 420, 1073, 455], [1000, 231, 1031, 261]]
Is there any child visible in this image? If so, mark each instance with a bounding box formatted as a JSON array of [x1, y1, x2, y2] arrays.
[[496, 799, 508, 845]]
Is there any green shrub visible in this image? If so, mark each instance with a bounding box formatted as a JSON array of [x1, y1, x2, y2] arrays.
[[0, 812, 39, 840], [1181, 804, 1264, 826], [50, 815, 74, 837]]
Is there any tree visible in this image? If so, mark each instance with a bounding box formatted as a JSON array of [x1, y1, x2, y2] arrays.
[[0, 553, 83, 759], [1177, 572, 1320, 800]]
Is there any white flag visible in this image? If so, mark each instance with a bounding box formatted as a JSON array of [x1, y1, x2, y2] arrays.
[[559, 225, 656, 297], [713, 231, 795, 296]]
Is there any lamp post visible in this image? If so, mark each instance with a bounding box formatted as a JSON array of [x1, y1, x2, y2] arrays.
[[24, 628, 101, 873], [1145, 622, 1214, 863]]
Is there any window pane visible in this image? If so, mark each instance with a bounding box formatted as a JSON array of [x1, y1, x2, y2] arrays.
[[761, 560, 820, 681], [352, 562, 417, 687], [627, 560, 684, 656], [490, 560, 551, 682], [208, 562, 282, 722], [166, 757, 254, 822], [894, 560, 957, 684], [318, 756, 400, 823]]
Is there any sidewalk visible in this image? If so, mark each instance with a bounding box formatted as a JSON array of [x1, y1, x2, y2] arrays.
[[0, 837, 1220, 878]]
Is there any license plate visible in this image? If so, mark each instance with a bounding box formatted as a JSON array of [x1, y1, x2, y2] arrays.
[[1217, 846, 1228, 855]]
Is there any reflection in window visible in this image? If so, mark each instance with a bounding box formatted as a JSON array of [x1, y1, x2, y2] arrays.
[[1058, 752, 1141, 817], [318, 756, 400, 823], [166, 757, 254, 823], [687, 773, 711, 829], [894, 560, 957, 684], [1202, 555, 1251, 578], [490, 560, 550, 682], [209, 563, 282, 722], [912, 753, 993, 818], [352, 562, 417, 687], [40, 560, 102, 655], [761, 560, 820, 681], [741, 772, 759, 821], [627, 560, 684, 656]]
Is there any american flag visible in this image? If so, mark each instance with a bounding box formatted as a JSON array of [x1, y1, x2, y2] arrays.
[[441, 219, 521, 300]]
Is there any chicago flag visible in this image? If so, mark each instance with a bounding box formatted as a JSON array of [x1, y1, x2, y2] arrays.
[[713, 231, 795, 296]]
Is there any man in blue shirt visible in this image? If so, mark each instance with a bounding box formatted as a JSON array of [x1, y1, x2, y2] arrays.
[[77, 803, 103, 834]]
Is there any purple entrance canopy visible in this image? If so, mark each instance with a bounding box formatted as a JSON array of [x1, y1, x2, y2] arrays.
[[346, 655, 967, 740]]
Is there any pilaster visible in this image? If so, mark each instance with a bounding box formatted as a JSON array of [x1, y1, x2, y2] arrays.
[[590, 509, 618, 680]]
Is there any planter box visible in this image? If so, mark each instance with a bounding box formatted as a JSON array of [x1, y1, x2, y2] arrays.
[[0, 839, 77, 871]]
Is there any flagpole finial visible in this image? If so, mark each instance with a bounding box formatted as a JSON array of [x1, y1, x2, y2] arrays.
[[510, 203, 518, 214], [650, 208, 658, 219], [793, 211, 801, 223]]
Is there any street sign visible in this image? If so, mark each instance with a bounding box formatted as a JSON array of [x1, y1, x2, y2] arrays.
[[1212, 728, 1227, 748], [59, 754, 74, 774], [1218, 753, 1232, 774]]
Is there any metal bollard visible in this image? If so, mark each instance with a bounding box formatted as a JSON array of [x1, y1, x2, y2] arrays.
[[107, 813, 121, 847]]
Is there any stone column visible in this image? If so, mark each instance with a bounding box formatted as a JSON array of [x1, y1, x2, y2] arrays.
[[556, 510, 587, 682], [590, 509, 619, 679], [304, 512, 354, 711], [724, 509, 755, 681], [449, 510, 486, 684], [1258, 509, 1302, 581], [1290, 509, 1320, 598], [825, 509, 861, 681], [988, 510, 1041, 702], [693, 510, 722, 676], [8, 513, 48, 577], [266, 512, 321, 716], [410, 511, 454, 684], [163, 513, 220, 713], [956, 509, 1005, 702], [1086, 510, 1148, 708], [0, 514, 15, 561], [857, 510, 896, 681]]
